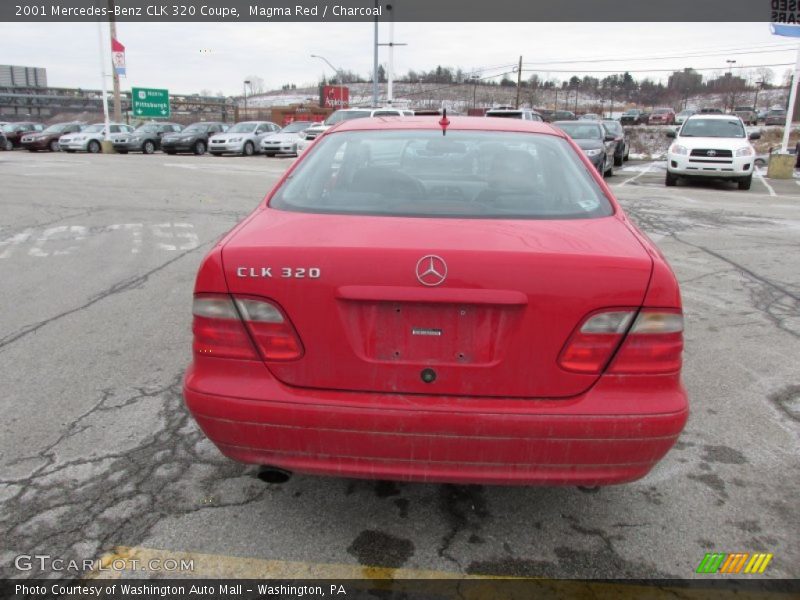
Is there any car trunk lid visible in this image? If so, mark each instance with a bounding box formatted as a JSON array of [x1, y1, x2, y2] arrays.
[[222, 209, 653, 398]]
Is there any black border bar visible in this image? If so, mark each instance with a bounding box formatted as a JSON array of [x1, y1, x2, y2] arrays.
[[0, 0, 790, 22]]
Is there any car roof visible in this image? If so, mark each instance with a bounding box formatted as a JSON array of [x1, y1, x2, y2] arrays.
[[330, 116, 565, 137]]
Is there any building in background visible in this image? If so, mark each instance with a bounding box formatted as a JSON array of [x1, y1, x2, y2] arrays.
[[0, 65, 47, 88]]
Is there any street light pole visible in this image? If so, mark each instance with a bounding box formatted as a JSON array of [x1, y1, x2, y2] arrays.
[[311, 54, 345, 108], [754, 80, 765, 112], [243, 80, 250, 119]]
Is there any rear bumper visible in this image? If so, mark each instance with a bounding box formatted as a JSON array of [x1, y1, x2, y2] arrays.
[[184, 359, 688, 486]]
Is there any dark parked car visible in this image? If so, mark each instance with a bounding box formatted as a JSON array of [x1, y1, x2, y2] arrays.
[[620, 109, 648, 125], [1, 122, 44, 149], [160, 121, 228, 155], [20, 122, 83, 152], [112, 122, 183, 154], [602, 119, 629, 166], [553, 120, 616, 177], [765, 109, 788, 126], [546, 110, 577, 122]]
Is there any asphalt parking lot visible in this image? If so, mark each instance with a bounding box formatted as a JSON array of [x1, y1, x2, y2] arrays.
[[0, 150, 798, 581]]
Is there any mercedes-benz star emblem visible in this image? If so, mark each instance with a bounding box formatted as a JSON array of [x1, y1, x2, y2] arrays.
[[416, 255, 447, 286]]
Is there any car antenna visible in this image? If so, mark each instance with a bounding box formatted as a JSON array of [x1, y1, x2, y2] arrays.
[[439, 108, 450, 136]]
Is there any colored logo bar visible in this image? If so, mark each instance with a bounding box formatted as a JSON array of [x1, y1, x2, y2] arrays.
[[696, 553, 773, 574]]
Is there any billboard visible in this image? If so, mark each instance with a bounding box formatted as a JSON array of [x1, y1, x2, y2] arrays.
[[320, 85, 349, 109]]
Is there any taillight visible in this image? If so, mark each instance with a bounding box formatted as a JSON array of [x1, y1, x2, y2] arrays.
[[234, 297, 304, 361], [609, 310, 683, 374], [192, 294, 303, 361], [558, 310, 634, 374], [193, 295, 258, 360], [558, 309, 683, 375]]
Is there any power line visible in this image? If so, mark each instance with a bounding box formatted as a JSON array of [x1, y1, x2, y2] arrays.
[[520, 42, 798, 67], [522, 63, 793, 74], [522, 46, 797, 67]]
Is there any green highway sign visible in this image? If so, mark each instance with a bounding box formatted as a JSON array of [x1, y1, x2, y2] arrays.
[[131, 87, 170, 118]]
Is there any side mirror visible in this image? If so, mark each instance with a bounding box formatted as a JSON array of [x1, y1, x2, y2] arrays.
[[748, 132, 761, 140], [666, 130, 676, 138], [604, 135, 616, 142]]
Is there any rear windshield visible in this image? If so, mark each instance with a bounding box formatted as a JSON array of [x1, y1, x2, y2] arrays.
[[553, 122, 602, 139], [269, 130, 613, 219], [681, 118, 745, 138]]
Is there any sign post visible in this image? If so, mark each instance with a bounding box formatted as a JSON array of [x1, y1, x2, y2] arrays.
[[770, 23, 800, 153], [131, 87, 170, 119]]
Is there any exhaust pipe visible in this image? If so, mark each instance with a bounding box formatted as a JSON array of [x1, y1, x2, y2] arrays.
[[257, 465, 292, 484]]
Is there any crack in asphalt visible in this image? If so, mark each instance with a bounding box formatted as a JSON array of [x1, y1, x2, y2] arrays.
[[0, 240, 212, 352], [0, 373, 274, 579], [672, 234, 800, 339]]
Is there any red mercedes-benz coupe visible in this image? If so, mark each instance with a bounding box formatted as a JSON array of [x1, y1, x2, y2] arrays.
[[184, 116, 688, 486]]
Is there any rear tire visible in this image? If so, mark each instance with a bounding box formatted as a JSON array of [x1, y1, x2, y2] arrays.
[[87, 140, 101, 154], [143, 140, 156, 155], [243, 141, 255, 156], [49, 140, 60, 152], [738, 175, 752, 190], [193, 141, 206, 155], [4, 140, 13, 151], [665, 171, 678, 187], [614, 154, 623, 167]]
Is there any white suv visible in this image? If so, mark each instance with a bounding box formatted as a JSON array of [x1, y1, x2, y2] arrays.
[[665, 114, 760, 190], [297, 107, 407, 153]]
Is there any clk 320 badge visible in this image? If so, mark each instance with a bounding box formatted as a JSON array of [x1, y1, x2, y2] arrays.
[[236, 267, 321, 278]]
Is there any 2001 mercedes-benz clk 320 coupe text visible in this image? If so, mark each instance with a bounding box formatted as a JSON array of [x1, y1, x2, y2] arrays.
[[184, 116, 688, 486]]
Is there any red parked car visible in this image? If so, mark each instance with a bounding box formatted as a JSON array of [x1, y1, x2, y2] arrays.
[[184, 117, 688, 486], [648, 108, 676, 125]]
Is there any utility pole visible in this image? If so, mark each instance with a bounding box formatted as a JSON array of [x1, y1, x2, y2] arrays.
[[108, 0, 121, 122], [515, 56, 522, 109], [372, 0, 379, 106], [96, 21, 111, 141], [377, 5, 407, 106]]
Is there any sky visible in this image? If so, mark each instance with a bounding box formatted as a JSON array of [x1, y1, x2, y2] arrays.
[[0, 21, 796, 96]]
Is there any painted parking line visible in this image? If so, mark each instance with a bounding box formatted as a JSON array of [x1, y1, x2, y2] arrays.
[[755, 171, 777, 197], [614, 162, 656, 187]]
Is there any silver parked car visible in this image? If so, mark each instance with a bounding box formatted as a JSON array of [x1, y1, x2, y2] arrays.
[[208, 121, 280, 156], [59, 123, 133, 153], [260, 121, 316, 157]]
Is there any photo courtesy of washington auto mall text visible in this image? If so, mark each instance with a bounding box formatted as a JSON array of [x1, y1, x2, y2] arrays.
[[0, 1, 798, 599]]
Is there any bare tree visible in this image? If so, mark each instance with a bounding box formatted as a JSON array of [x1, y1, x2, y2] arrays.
[[244, 76, 265, 95]]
